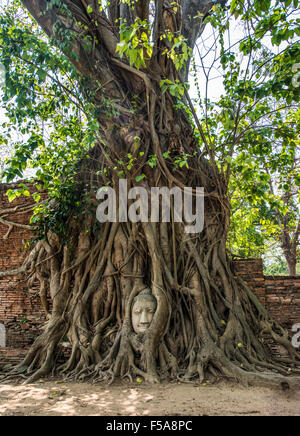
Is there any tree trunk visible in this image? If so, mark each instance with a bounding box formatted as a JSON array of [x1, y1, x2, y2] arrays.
[[282, 234, 298, 276], [4, 111, 300, 387], [286, 254, 297, 276]]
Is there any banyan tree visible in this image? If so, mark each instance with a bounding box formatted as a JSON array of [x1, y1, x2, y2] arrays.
[[0, 0, 300, 387]]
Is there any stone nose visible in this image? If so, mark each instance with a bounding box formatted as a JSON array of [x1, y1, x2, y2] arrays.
[[140, 310, 149, 324]]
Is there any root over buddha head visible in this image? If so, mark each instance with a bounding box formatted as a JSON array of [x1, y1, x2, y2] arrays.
[[131, 288, 157, 334]]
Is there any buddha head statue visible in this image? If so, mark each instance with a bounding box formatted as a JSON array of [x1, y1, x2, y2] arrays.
[[131, 288, 157, 334]]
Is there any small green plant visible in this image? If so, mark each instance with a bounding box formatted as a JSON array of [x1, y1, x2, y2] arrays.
[[19, 317, 28, 324], [159, 79, 188, 99], [160, 32, 193, 71], [116, 19, 153, 69]]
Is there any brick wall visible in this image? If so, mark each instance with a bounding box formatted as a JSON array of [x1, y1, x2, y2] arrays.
[[233, 258, 266, 305], [0, 182, 47, 365], [233, 258, 300, 333], [264, 276, 300, 331], [0, 183, 299, 366]]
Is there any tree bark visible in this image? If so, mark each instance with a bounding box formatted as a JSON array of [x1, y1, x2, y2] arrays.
[[285, 252, 297, 276]]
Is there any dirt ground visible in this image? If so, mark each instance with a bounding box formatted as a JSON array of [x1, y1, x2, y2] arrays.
[[0, 377, 299, 416]]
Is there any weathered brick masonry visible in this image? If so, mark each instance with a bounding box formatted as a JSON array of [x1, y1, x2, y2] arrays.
[[0, 184, 299, 365], [233, 258, 300, 333], [0, 182, 48, 365]]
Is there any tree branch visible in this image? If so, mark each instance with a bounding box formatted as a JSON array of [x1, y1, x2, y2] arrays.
[[21, 0, 92, 76], [21, 1, 129, 100], [181, 0, 227, 80]]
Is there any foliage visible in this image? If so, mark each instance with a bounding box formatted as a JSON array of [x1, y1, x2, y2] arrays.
[[191, 1, 300, 265], [263, 256, 289, 276], [116, 19, 153, 69], [228, 107, 300, 260], [0, 1, 100, 240]]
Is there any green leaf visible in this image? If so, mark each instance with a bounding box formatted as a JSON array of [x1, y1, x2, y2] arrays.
[[135, 174, 146, 182]]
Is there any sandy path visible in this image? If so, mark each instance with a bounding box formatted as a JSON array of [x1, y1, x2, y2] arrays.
[[0, 379, 299, 416]]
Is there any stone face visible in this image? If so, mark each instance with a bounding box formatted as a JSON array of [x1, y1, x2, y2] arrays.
[[131, 289, 157, 334], [0, 323, 6, 347]]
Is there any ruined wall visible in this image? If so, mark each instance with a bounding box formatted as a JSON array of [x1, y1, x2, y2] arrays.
[[0, 182, 47, 365], [233, 258, 300, 334]]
